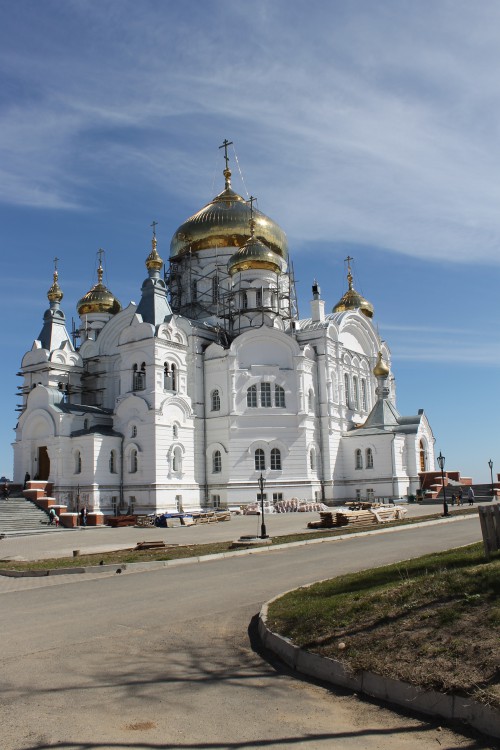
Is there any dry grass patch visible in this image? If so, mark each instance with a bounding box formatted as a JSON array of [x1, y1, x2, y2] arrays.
[[267, 544, 500, 709]]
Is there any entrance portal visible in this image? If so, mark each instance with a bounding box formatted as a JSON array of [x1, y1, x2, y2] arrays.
[[38, 446, 50, 480]]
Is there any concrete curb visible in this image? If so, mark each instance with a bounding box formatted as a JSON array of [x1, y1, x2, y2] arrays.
[[0, 513, 478, 578], [258, 596, 500, 741]]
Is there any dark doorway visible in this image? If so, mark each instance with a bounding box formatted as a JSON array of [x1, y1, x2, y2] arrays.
[[38, 446, 50, 480]]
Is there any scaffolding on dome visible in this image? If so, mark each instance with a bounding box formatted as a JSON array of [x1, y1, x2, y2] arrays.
[[165, 249, 299, 343]]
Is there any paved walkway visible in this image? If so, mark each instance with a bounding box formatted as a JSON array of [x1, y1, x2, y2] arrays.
[[0, 501, 484, 563]]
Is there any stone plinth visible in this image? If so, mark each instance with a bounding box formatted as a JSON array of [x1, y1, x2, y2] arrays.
[[87, 512, 105, 526], [60, 513, 78, 528]]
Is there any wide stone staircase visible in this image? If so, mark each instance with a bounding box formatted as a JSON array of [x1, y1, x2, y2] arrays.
[[0, 494, 51, 534]]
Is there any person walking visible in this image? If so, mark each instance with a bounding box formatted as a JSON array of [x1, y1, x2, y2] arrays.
[[468, 487, 475, 505], [457, 489, 463, 506], [48, 507, 57, 526], [2, 483, 10, 500], [80, 506, 87, 527]]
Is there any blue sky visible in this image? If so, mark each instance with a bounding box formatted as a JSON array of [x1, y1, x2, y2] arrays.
[[1, 0, 500, 483]]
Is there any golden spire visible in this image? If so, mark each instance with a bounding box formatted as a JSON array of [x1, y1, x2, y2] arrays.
[[333, 256, 374, 318], [145, 220, 163, 271], [47, 256, 63, 304]]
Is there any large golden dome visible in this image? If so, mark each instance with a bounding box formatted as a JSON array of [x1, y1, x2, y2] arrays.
[[77, 261, 121, 316], [333, 261, 374, 318], [170, 167, 288, 260]]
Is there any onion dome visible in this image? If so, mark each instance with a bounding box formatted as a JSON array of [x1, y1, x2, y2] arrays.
[[145, 232, 163, 272], [47, 268, 63, 305], [228, 204, 283, 276], [170, 163, 288, 260], [333, 259, 374, 318], [77, 258, 121, 316], [373, 351, 390, 378]]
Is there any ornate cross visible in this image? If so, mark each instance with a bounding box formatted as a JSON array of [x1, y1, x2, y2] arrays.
[[219, 139, 233, 170]]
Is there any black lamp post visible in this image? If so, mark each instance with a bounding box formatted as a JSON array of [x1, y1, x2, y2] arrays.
[[437, 451, 449, 516], [488, 459, 494, 497], [258, 473, 268, 539]]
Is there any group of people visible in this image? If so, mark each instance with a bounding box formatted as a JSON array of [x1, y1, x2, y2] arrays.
[[451, 487, 475, 506]]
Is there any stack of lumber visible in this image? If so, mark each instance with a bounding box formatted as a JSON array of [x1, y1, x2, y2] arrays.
[[307, 505, 407, 529], [135, 540, 166, 550], [106, 515, 137, 528], [307, 511, 335, 529], [192, 510, 231, 524]]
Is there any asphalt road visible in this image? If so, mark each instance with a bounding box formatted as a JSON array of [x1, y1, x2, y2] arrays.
[[0, 515, 495, 750]]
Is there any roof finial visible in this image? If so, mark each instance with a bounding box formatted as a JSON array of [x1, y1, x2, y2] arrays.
[[219, 138, 233, 189], [146, 221, 163, 272], [97, 249, 105, 285], [345, 255, 354, 290], [47, 257, 63, 304], [248, 195, 256, 237]]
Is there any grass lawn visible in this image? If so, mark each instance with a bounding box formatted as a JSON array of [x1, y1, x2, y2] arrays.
[[0, 507, 478, 572], [267, 543, 500, 710]]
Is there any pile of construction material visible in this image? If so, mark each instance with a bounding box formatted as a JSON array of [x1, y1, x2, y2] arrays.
[[275, 498, 329, 513], [307, 505, 407, 530]]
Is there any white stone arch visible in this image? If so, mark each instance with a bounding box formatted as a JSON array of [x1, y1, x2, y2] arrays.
[[166, 442, 185, 477], [20, 409, 56, 441], [158, 394, 193, 421]]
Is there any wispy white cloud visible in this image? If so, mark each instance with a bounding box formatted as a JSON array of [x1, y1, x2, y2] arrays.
[[2, 1, 500, 264]]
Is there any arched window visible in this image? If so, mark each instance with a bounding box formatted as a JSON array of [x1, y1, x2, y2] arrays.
[[256, 287, 262, 307], [172, 447, 182, 473], [270, 448, 281, 471], [275, 385, 285, 408], [241, 291, 248, 309], [353, 376, 359, 409], [131, 425, 137, 438], [308, 389, 314, 413], [366, 448, 374, 469], [260, 382, 272, 407], [212, 275, 219, 303], [310, 450, 316, 470], [109, 450, 117, 474], [173, 424, 178, 439], [247, 384, 257, 407], [130, 449, 138, 474], [211, 389, 221, 411], [164, 362, 178, 392], [133, 363, 145, 391], [355, 448, 363, 470], [361, 379, 367, 411], [255, 448, 265, 471], [75, 451, 82, 474], [419, 440, 426, 472], [344, 374, 350, 406], [212, 450, 222, 473]]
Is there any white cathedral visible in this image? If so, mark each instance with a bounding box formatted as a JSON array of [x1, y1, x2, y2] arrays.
[[13, 147, 435, 516]]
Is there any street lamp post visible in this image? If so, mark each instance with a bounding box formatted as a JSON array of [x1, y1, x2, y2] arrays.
[[488, 459, 494, 497], [258, 473, 268, 539], [437, 452, 449, 517]]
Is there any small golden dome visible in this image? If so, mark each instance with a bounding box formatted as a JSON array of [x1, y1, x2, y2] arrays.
[[333, 260, 374, 318], [373, 351, 390, 378], [77, 262, 121, 316], [47, 269, 63, 304], [146, 234, 163, 272], [228, 235, 283, 276], [170, 167, 288, 260]]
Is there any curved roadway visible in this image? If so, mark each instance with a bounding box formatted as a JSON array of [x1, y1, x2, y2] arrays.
[[1, 516, 495, 750]]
